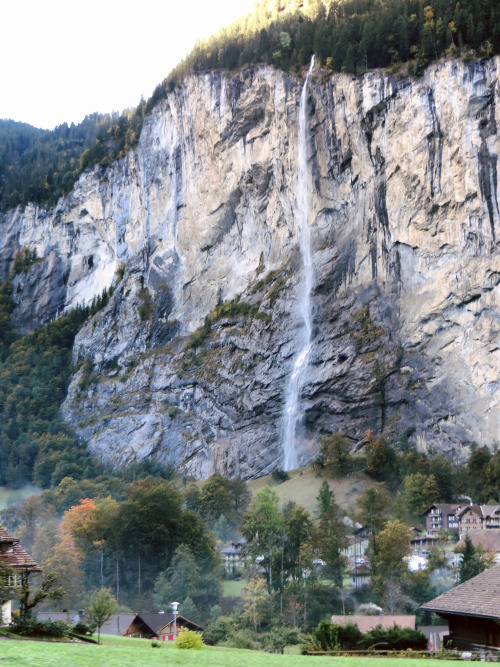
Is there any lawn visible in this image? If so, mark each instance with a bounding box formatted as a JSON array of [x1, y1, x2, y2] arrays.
[[247, 467, 372, 514], [223, 579, 246, 597], [0, 639, 456, 667]]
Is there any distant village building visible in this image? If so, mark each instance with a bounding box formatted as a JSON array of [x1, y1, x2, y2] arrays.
[[422, 503, 500, 539], [421, 563, 500, 654], [0, 524, 41, 625], [411, 535, 439, 552], [347, 563, 371, 589], [37, 611, 136, 636], [220, 537, 247, 573], [344, 527, 370, 561], [422, 504, 461, 534], [124, 612, 203, 640]]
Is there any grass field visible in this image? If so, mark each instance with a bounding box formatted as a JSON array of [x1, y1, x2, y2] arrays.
[[0, 638, 454, 667], [247, 466, 372, 514], [222, 579, 246, 597]]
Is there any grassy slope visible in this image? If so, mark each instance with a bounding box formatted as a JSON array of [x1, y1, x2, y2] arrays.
[[0, 639, 451, 667], [247, 467, 372, 515], [222, 579, 246, 597]]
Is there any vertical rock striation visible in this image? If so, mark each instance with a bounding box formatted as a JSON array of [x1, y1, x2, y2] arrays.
[[1, 58, 499, 478]]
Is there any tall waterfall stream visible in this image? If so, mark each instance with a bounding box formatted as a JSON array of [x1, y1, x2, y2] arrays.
[[282, 55, 315, 471]]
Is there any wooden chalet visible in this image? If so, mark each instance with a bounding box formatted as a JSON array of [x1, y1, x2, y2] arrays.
[[347, 563, 371, 589], [0, 524, 41, 625], [423, 503, 500, 539], [421, 563, 500, 654], [124, 612, 203, 640], [422, 504, 461, 534]]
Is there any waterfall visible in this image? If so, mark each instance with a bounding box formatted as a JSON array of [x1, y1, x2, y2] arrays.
[[282, 55, 315, 472]]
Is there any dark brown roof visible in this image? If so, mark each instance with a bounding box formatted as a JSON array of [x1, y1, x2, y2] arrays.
[[126, 613, 202, 636], [347, 564, 372, 576], [456, 504, 482, 518], [480, 505, 500, 517], [0, 524, 41, 572], [421, 563, 500, 619], [421, 503, 460, 516]]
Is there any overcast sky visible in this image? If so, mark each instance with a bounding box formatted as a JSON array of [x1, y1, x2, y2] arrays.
[[1, 0, 256, 130]]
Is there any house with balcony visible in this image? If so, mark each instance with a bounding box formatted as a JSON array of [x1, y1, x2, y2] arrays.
[[481, 506, 500, 530], [422, 504, 461, 535]]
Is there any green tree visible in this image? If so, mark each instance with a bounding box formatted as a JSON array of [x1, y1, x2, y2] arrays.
[[18, 570, 65, 620], [404, 473, 439, 515], [282, 502, 312, 581], [85, 587, 118, 644], [458, 534, 482, 583], [198, 474, 233, 526], [356, 482, 392, 535], [372, 520, 411, 597], [153, 544, 200, 608], [317, 433, 353, 478], [314, 481, 347, 586], [242, 573, 269, 631], [364, 430, 397, 481], [241, 486, 284, 591]]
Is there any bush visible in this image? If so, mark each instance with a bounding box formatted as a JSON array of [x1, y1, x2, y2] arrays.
[[271, 469, 289, 484], [176, 627, 204, 650], [72, 621, 93, 636], [10, 616, 70, 638], [310, 620, 362, 651], [306, 621, 428, 653], [203, 615, 238, 645], [223, 629, 256, 650], [359, 625, 428, 651]]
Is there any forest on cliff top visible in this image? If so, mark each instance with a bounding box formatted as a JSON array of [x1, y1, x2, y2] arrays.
[[1, 0, 499, 212]]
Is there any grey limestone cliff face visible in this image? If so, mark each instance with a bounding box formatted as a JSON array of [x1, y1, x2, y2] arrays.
[[1, 58, 499, 478]]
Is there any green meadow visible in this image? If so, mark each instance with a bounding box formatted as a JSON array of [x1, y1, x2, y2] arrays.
[[0, 637, 453, 667]]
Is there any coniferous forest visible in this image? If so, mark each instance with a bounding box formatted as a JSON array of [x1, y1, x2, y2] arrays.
[[1, 0, 499, 213]]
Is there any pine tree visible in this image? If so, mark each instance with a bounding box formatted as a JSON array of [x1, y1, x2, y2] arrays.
[[458, 534, 482, 583]]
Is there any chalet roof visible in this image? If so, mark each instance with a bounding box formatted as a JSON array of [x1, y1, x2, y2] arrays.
[[132, 613, 172, 635], [330, 615, 416, 633], [157, 614, 203, 633], [421, 563, 500, 619], [480, 505, 500, 517], [0, 524, 41, 572], [421, 503, 460, 516], [221, 545, 241, 555], [128, 612, 203, 636], [347, 564, 371, 576], [37, 612, 137, 636], [455, 504, 482, 518]]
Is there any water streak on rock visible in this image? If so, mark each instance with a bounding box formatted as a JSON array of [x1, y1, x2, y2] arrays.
[[282, 55, 315, 471]]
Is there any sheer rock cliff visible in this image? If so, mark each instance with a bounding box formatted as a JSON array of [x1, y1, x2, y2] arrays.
[[1, 58, 499, 478]]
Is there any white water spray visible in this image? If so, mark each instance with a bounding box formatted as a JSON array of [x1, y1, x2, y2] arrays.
[[282, 55, 315, 471]]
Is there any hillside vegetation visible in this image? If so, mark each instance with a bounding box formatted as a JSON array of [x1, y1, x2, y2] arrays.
[[1, 0, 499, 212]]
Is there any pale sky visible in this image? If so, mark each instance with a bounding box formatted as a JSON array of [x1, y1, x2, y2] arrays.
[[1, 0, 256, 130]]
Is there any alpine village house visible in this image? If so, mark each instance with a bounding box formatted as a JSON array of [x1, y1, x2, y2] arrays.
[[0, 524, 41, 625]]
